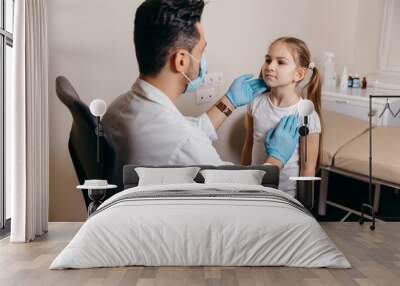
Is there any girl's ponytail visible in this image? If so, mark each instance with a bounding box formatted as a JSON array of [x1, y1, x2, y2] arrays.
[[306, 66, 322, 120], [305, 66, 323, 166]]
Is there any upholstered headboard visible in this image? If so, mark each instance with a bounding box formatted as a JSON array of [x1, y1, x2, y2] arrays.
[[123, 165, 280, 189]]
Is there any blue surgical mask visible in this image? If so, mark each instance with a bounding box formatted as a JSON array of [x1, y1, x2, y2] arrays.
[[181, 52, 207, 93]]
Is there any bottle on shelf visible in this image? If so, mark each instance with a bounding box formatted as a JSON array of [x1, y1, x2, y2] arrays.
[[352, 73, 361, 88], [348, 76, 353, 88], [361, 76, 367, 89], [340, 66, 349, 91], [322, 51, 336, 90]]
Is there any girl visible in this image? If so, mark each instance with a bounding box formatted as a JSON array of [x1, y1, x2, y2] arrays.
[[241, 37, 322, 196]]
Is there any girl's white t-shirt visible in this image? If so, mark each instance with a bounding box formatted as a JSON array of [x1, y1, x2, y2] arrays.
[[247, 93, 321, 196]]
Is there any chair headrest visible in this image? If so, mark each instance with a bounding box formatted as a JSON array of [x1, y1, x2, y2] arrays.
[[56, 76, 81, 108], [56, 76, 95, 124]]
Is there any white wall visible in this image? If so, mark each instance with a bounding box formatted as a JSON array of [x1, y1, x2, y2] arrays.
[[353, 0, 385, 74], [47, 0, 384, 221]]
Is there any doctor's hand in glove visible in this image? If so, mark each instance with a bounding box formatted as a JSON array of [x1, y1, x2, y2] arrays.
[[264, 115, 300, 167], [225, 74, 268, 108]]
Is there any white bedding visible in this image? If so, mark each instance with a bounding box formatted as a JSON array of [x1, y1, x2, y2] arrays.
[[50, 183, 350, 269]]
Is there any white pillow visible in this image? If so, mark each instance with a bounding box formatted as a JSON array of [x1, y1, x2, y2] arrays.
[[200, 169, 266, 185], [135, 167, 200, 186]]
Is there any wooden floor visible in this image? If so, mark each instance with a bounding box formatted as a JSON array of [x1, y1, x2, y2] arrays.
[[0, 222, 399, 286]]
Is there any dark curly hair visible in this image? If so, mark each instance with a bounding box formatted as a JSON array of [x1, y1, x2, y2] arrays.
[[134, 0, 205, 75]]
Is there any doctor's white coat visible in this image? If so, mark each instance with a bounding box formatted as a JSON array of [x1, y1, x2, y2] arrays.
[[102, 78, 230, 183]]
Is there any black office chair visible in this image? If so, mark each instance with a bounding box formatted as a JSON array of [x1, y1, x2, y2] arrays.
[[56, 76, 117, 209]]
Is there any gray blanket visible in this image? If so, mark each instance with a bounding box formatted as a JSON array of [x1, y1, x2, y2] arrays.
[[92, 189, 309, 217]]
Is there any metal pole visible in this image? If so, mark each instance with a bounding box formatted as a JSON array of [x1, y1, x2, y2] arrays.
[[369, 95, 375, 230], [96, 117, 100, 163]]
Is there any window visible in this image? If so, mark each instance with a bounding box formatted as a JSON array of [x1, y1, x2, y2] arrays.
[[0, 0, 14, 232]]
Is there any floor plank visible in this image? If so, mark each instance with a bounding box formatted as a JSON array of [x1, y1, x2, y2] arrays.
[[0, 222, 399, 286]]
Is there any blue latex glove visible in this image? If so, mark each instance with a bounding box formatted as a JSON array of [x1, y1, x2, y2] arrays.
[[264, 115, 300, 166], [226, 74, 268, 108]]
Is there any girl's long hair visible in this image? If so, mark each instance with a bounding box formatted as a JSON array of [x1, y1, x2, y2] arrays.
[[270, 37, 323, 166]]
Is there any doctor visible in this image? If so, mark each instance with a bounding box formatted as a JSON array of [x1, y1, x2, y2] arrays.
[[103, 0, 299, 181]]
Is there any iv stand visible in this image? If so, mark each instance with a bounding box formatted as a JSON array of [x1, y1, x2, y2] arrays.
[[359, 95, 400, 231]]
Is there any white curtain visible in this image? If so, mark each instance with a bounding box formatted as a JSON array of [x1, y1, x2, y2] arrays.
[[8, 0, 49, 242]]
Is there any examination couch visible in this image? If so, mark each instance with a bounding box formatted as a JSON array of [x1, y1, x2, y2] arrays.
[[319, 109, 400, 216]]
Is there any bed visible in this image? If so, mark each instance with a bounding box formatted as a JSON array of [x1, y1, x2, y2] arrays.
[[319, 110, 400, 216], [50, 165, 350, 269]]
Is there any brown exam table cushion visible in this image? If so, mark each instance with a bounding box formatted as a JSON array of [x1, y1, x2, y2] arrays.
[[321, 109, 370, 166], [334, 127, 400, 185]]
